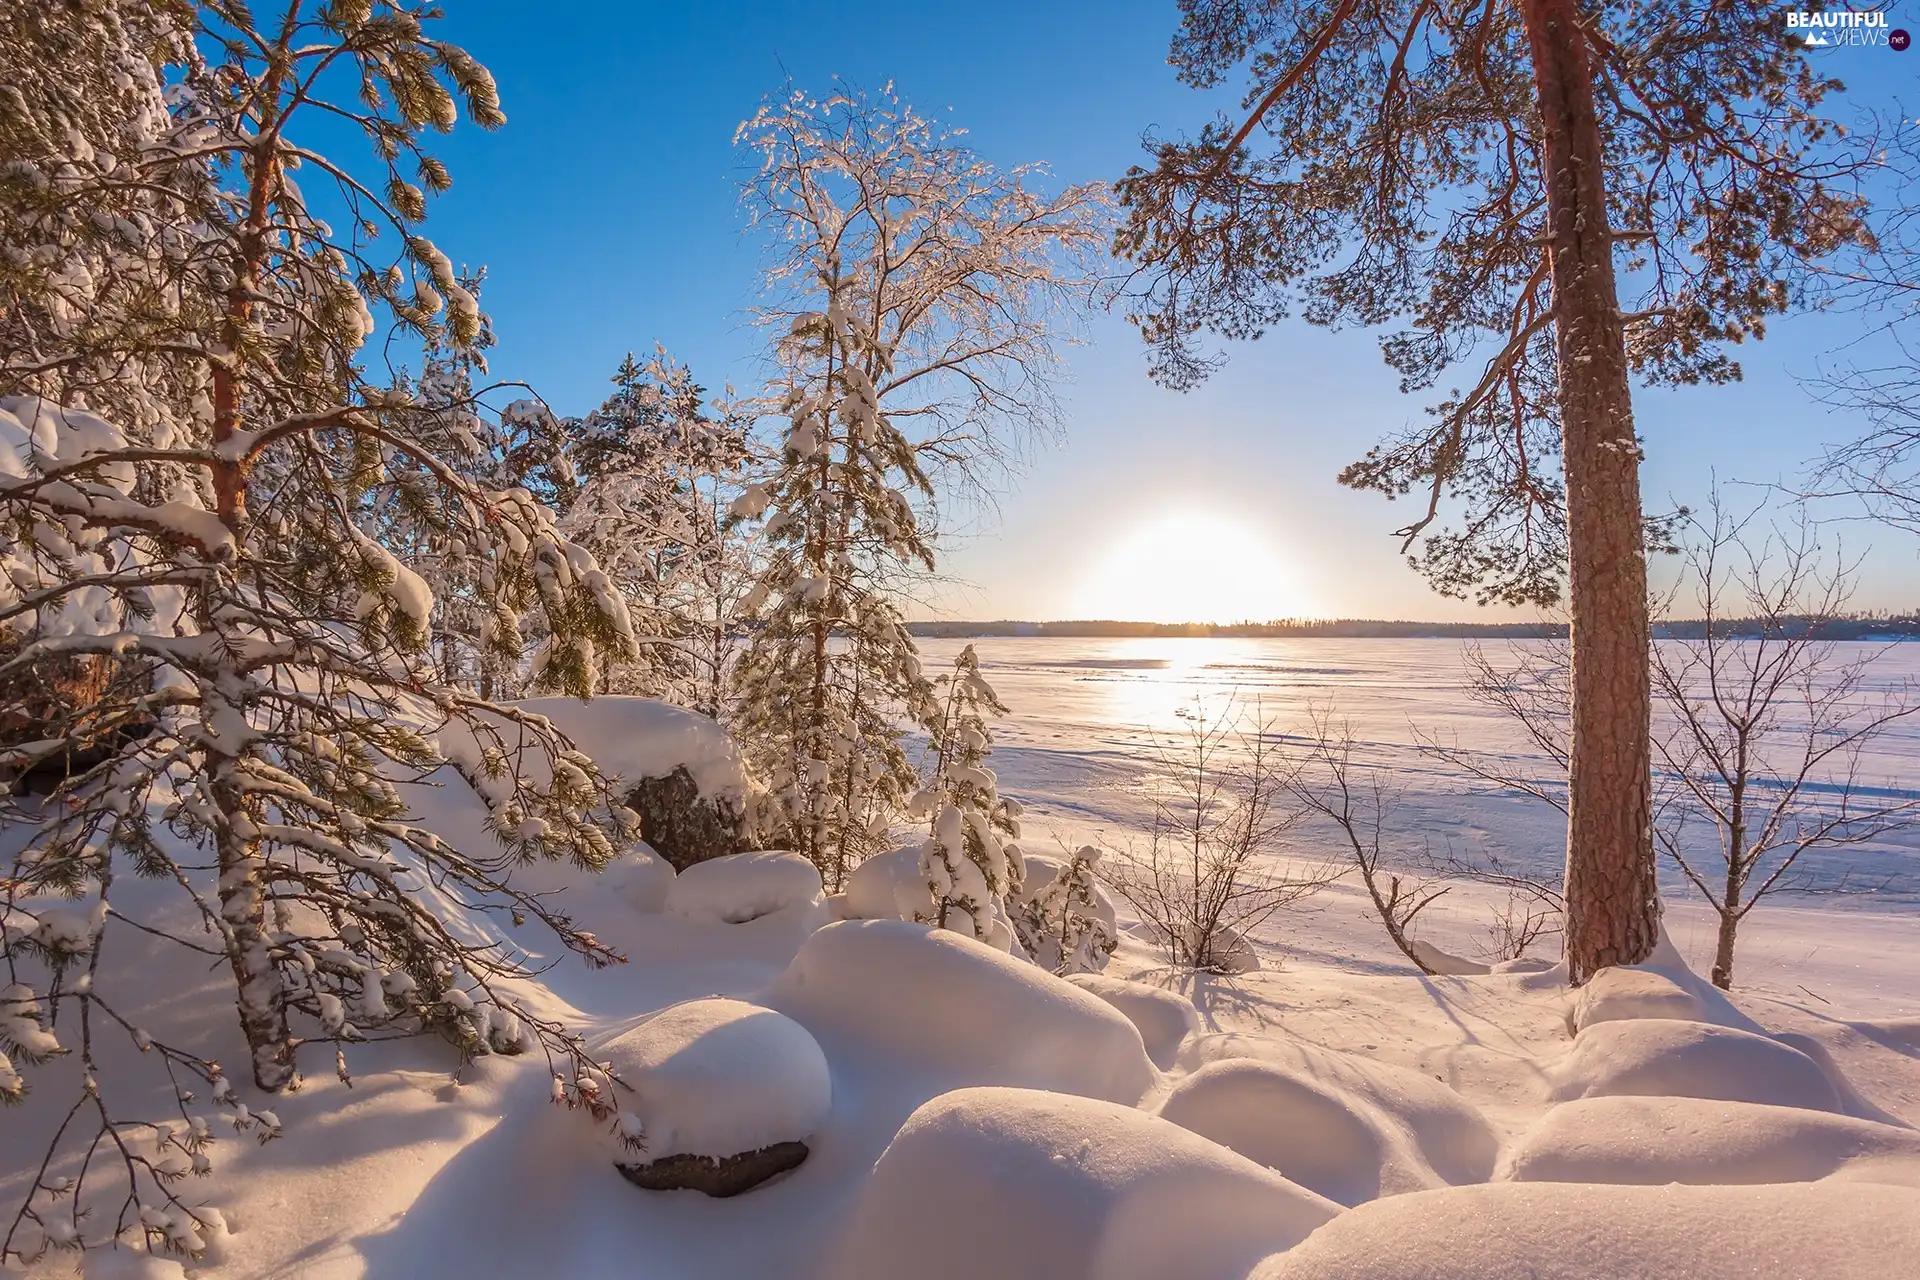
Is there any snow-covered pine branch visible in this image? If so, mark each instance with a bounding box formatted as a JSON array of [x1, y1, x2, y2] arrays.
[[0, 3, 639, 1264]]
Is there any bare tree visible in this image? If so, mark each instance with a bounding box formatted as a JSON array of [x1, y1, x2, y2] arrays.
[[1107, 699, 1338, 972], [1287, 706, 1447, 974], [1651, 496, 1920, 989]]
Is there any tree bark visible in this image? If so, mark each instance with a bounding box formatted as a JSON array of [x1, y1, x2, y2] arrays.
[[1520, 0, 1661, 984]]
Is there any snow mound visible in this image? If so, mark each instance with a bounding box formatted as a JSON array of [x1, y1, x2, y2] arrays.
[[1158, 1058, 1441, 1206], [770, 919, 1155, 1104], [1570, 964, 1706, 1033], [1014, 849, 1119, 926], [1549, 1018, 1842, 1112], [1408, 939, 1490, 976], [664, 851, 827, 932], [492, 697, 748, 802], [1503, 1095, 1920, 1187], [1067, 973, 1200, 1068], [839, 844, 931, 922], [598, 845, 676, 914], [596, 998, 830, 1162], [1251, 1180, 1920, 1280], [835, 1087, 1340, 1280], [84, 1251, 188, 1280], [1180, 1033, 1498, 1185]]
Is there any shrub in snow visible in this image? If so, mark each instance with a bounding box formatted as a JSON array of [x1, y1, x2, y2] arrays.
[[1158, 1059, 1443, 1206], [1548, 1019, 1842, 1113], [1066, 974, 1200, 1069], [770, 919, 1155, 1105], [0, 6, 638, 1262], [571, 998, 829, 1197], [664, 851, 828, 932], [1014, 845, 1120, 975], [1249, 1181, 1920, 1280], [1502, 1095, 1920, 1188], [910, 644, 1026, 949], [1180, 1033, 1499, 1186], [729, 85, 1102, 892], [834, 1086, 1339, 1280], [1569, 964, 1706, 1033]]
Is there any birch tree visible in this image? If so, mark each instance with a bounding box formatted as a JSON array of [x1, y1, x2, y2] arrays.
[[731, 84, 1104, 888]]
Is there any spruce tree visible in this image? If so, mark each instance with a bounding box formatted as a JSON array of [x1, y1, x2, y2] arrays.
[[915, 644, 1025, 947]]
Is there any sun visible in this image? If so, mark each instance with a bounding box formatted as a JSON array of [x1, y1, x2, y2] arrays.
[[1074, 510, 1312, 624]]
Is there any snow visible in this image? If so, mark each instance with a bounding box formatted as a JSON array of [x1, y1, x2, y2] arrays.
[[1407, 938, 1490, 975], [1178, 1032, 1500, 1186], [839, 843, 933, 922], [664, 850, 829, 935], [1157, 1058, 1445, 1206], [1570, 963, 1706, 1031], [598, 845, 677, 914], [1251, 1180, 1920, 1280], [833, 1087, 1340, 1280], [1548, 1018, 1846, 1113], [1503, 1095, 1920, 1187], [589, 998, 830, 1162], [1066, 973, 1200, 1068], [506, 696, 748, 801], [769, 919, 1156, 1105]]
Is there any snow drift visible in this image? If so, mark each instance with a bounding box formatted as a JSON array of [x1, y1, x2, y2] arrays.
[[1066, 973, 1200, 1068], [834, 1087, 1340, 1280]]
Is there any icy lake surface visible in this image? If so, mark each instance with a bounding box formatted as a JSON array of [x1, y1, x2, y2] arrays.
[[915, 636, 1920, 907]]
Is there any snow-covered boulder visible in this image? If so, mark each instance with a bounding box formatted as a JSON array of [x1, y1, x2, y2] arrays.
[[664, 850, 827, 931], [1158, 1058, 1444, 1206], [1503, 1095, 1920, 1187], [598, 846, 676, 914], [769, 919, 1156, 1104], [511, 697, 752, 870], [1067, 973, 1200, 1068], [595, 998, 829, 1196], [840, 844, 932, 922], [1251, 1181, 1920, 1280], [834, 1087, 1340, 1280], [1548, 1019, 1842, 1113], [1570, 964, 1706, 1033], [1180, 1032, 1498, 1185]]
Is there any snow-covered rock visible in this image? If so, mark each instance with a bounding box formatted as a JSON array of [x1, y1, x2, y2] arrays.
[[1503, 1095, 1920, 1187], [1251, 1180, 1920, 1280], [1548, 1019, 1842, 1112], [1067, 973, 1200, 1068], [1180, 1032, 1498, 1185], [598, 845, 676, 914], [839, 844, 932, 922], [770, 919, 1156, 1104], [1569, 964, 1706, 1033], [664, 850, 827, 932], [596, 998, 830, 1171], [1158, 1058, 1444, 1206], [834, 1087, 1340, 1280]]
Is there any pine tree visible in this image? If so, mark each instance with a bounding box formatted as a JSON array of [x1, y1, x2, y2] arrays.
[[914, 645, 1025, 947], [0, 3, 637, 1261], [1015, 845, 1119, 975], [1114, 0, 1870, 982], [731, 84, 1105, 890], [560, 350, 758, 710]]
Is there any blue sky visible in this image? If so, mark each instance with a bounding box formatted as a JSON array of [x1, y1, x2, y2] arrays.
[[407, 1, 1920, 622]]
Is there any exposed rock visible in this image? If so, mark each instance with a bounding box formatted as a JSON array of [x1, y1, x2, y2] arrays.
[[615, 1141, 809, 1197], [624, 765, 748, 871]]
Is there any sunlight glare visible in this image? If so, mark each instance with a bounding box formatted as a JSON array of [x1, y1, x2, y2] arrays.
[[1075, 510, 1311, 624]]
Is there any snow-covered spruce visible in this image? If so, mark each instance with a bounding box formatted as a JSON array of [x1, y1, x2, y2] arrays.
[[1014, 844, 1120, 975], [910, 644, 1026, 948], [0, 6, 635, 1263]]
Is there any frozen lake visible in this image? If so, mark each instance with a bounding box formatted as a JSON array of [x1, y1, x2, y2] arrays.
[[914, 636, 1920, 906]]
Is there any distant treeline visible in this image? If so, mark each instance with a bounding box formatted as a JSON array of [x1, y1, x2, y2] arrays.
[[905, 617, 1920, 640]]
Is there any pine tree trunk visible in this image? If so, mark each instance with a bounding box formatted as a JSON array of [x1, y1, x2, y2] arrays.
[[1520, 0, 1660, 985]]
